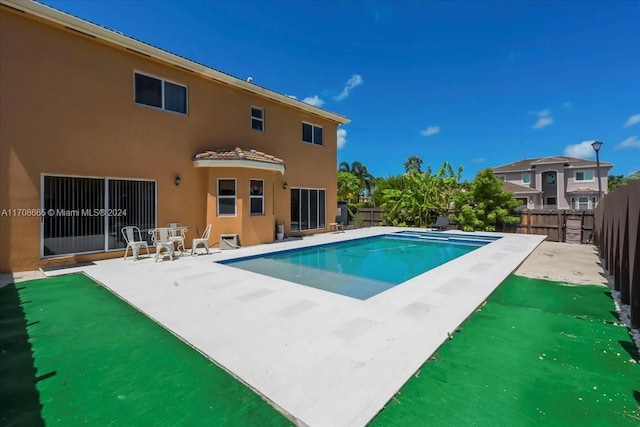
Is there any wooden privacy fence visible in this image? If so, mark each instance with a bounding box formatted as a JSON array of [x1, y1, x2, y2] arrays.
[[593, 181, 639, 328], [356, 208, 384, 227], [354, 207, 594, 243], [511, 210, 594, 243]]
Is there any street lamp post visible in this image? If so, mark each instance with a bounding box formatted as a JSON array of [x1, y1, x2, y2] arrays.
[[591, 140, 603, 203]]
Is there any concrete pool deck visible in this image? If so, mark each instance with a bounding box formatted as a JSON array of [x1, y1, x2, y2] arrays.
[[39, 227, 544, 426]]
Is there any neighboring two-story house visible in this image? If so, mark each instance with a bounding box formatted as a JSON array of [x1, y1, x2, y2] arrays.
[[493, 156, 613, 210], [0, 0, 349, 272]]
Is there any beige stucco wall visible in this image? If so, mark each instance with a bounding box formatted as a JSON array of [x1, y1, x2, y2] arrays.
[[0, 8, 341, 272]]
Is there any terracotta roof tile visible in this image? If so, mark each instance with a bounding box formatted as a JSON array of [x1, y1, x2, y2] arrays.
[[194, 147, 285, 166]]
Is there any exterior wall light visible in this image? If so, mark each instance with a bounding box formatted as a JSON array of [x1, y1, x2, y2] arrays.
[[175, 175, 181, 186], [282, 182, 288, 190]]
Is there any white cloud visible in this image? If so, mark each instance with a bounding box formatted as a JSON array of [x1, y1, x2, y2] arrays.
[[623, 113, 640, 128], [337, 128, 347, 149], [286, 94, 298, 100], [302, 95, 325, 107], [614, 136, 640, 150], [564, 140, 597, 158], [471, 157, 486, 164], [333, 74, 363, 101], [563, 102, 573, 111], [530, 109, 553, 129], [420, 125, 440, 137]]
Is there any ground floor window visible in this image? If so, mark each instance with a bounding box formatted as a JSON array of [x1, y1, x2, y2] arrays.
[[217, 179, 236, 216], [290, 188, 326, 232], [42, 175, 156, 257], [250, 179, 264, 215], [571, 196, 596, 210]]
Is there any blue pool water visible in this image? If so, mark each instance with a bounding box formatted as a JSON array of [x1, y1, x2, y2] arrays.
[[221, 232, 495, 300]]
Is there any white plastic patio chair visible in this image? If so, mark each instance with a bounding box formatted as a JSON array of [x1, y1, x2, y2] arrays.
[[121, 226, 150, 260], [149, 227, 174, 262], [167, 222, 186, 254], [192, 224, 212, 256]]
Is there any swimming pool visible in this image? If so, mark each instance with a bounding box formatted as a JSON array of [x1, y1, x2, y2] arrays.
[[221, 232, 497, 299]]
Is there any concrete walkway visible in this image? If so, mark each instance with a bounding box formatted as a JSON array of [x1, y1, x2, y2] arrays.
[[515, 241, 608, 285]]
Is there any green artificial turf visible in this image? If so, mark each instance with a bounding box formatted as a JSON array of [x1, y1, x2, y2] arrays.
[[370, 275, 640, 426], [0, 273, 291, 427]]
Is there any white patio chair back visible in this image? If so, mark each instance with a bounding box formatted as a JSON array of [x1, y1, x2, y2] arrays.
[[166, 222, 186, 253], [121, 226, 150, 260], [192, 224, 212, 256], [150, 227, 174, 262]]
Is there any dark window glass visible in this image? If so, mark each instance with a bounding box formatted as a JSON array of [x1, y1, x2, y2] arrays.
[[250, 198, 263, 215], [302, 123, 313, 143], [319, 190, 326, 228], [252, 119, 263, 131], [108, 179, 156, 250], [309, 190, 318, 229], [250, 180, 264, 215], [290, 189, 300, 231], [251, 107, 263, 119], [218, 198, 235, 215], [300, 189, 309, 230], [218, 179, 236, 196], [135, 73, 162, 108], [313, 126, 323, 146], [164, 81, 187, 114]]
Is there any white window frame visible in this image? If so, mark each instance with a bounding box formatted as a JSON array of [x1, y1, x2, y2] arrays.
[[134, 71, 188, 115], [250, 179, 264, 216], [251, 106, 264, 132], [521, 173, 531, 184], [302, 122, 323, 146], [578, 196, 589, 210], [575, 170, 594, 182], [496, 175, 506, 182], [217, 178, 237, 217]]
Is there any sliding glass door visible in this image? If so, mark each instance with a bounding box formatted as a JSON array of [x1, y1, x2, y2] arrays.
[[42, 175, 156, 257], [290, 188, 326, 232]]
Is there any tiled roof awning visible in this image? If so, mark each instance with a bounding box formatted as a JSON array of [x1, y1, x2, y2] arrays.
[[193, 147, 286, 174]]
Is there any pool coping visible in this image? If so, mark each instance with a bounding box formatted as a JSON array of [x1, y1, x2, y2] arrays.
[[44, 227, 545, 426]]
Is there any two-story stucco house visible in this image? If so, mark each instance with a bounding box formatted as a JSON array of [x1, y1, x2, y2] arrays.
[[493, 156, 613, 210], [0, 0, 349, 272]]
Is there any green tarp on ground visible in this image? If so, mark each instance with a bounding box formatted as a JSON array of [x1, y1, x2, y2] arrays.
[[0, 273, 291, 427], [370, 275, 640, 426], [2, 273, 638, 426]]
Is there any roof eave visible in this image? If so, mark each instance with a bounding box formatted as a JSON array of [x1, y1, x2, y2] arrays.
[[2, 0, 350, 125], [193, 159, 285, 174]]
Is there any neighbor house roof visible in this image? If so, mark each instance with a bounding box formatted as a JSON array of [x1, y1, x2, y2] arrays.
[[502, 182, 541, 194], [493, 156, 613, 173], [1, 0, 350, 126], [193, 147, 286, 174]]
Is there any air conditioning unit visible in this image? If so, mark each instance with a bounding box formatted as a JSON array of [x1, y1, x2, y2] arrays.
[[219, 234, 239, 250]]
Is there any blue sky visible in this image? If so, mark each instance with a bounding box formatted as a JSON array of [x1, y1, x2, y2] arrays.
[[41, 0, 640, 180]]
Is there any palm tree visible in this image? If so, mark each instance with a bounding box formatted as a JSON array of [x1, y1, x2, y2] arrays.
[[337, 161, 376, 198], [403, 156, 423, 173]]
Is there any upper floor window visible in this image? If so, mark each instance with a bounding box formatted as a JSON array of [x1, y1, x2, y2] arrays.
[[250, 180, 264, 215], [217, 179, 236, 216], [302, 122, 323, 146], [251, 107, 264, 132], [546, 173, 556, 185], [496, 175, 506, 182], [575, 170, 594, 182], [521, 173, 531, 184], [134, 72, 187, 114]]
